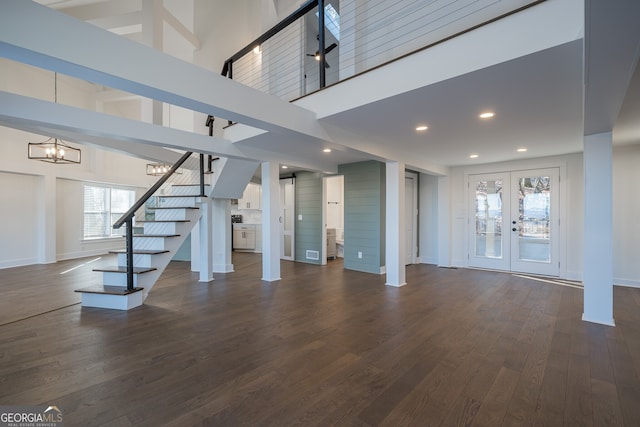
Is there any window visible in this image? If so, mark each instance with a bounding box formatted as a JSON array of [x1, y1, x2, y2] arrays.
[[83, 185, 136, 239]]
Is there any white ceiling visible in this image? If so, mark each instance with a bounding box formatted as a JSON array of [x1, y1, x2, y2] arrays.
[[320, 40, 585, 169]]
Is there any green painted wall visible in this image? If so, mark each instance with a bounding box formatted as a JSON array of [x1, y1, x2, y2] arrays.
[[338, 161, 385, 274], [294, 171, 323, 264]]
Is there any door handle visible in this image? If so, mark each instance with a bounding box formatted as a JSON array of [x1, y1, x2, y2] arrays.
[[512, 228, 517, 232]]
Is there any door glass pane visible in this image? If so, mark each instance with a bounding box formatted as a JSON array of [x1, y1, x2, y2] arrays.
[[475, 180, 503, 258], [517, 176, 551, 262], [284, 235, 292, 258]]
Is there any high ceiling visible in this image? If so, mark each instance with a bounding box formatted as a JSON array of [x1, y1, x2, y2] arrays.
[[27, 0, 640, 174]]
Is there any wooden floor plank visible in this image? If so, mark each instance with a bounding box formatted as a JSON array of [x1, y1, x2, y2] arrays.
[[1, 254, 640, 426]]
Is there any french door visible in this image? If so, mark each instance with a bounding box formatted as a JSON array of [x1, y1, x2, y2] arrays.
[[468, 168, 559, 276]]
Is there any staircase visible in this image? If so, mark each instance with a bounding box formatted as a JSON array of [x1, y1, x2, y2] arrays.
[[75, 183, 207, 310]]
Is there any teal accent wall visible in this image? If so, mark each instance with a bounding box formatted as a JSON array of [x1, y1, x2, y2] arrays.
[[172, 234, 191, 261], [295, 171, 323, 264], [338, 161, 386, 274]]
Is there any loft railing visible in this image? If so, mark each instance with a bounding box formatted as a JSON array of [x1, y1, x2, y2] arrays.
[[113, 151, 203, 291], [218, 0, 545, 103]]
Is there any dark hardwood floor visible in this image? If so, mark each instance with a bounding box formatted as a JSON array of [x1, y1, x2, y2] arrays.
[[1, 253, 640, 426]]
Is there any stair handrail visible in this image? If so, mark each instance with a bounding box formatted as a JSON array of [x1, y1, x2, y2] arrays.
[[113, 150, 194, 230], [113, 150, 194, 291], [221, 0, 318, 79]]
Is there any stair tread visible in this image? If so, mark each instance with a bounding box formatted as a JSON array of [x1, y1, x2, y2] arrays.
[[108, 249, 170, 255], [132, 234, 180, 238], [93, 266, 157, 274], [148, 206, 200, 210], [75, 285, 144, 295]]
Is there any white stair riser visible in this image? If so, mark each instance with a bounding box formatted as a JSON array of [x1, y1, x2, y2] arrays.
[[133, 237, 172, 251], [102, 271, 140, 287], [143, 222, 180, 235], [101, 272, 157, 288], [116, 251, 175, 269], [171, 185, 205, 196], [154, 209, 195, 221], [80, 292, 144, 310], [156, 196, 200, 208], [116, 253, 154, 268]]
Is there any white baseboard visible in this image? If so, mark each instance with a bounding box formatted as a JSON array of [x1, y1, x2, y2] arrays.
[[212, 264, 234, 273], [614, 278, 640, 288], [57, 248, 115, 261], [0, 257, 39, 269], [419, 257, 438, 265]]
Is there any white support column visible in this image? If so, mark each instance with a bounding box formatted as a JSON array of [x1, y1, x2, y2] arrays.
[[583, 132, 614, 326], [437, 175, 451, 267], [190, 221, 200, 272], [212, 198, 233, 273], [261, 162, 281, 282], [37, 174, 56, 264], [385, 161, 406, 287], [198, 197, 213, 282]]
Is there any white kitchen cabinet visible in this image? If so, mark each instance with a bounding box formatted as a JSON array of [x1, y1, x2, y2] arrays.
[[233, 225, 256, 250], [238, 183, 261, 210]]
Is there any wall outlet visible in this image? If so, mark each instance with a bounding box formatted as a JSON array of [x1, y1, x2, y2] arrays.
[[298, 214, 303, 221], [358, 251, 362, 259]]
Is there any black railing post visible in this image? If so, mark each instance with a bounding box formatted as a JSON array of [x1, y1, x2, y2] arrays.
[[125, 217, 134, 291], [199, 153, 206, 196], [318, 0, 325, 89]]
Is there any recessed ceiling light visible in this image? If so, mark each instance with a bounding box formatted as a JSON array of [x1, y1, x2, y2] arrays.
[[469, 154, 479, 159], [415, 125, 429, 131], [517, 148, 527, 152], [281, 165, 288, 169], [323, 148, 332, 153], [479, 112, 495, 119]]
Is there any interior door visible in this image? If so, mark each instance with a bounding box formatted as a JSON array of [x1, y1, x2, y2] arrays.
[[468, 169, 559, 276], [280, 178, 295, 260]]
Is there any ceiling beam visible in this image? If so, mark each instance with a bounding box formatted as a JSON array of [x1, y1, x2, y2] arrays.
[[161, 6, 200, 50], [0, 91, 247, 159], [88, 11, 142, 32], [53, 0, 142, 21]]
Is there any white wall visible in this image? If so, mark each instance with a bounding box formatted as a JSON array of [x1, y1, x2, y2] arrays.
[[0, 172, 40, 268]]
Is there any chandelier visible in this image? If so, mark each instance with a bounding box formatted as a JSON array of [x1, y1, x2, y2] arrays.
[[146, 163, 182, 176], [27, 73, 81, 164]]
